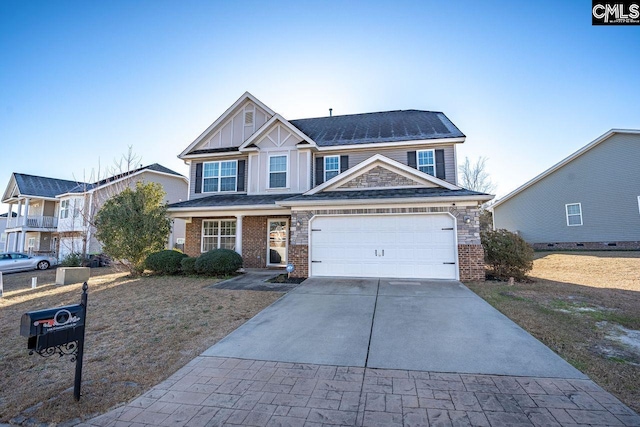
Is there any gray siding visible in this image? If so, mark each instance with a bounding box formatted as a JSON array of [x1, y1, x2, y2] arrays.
[[189, 156, 249, 200], [313, 145, 457, 187], [493, 133, 640, 243]]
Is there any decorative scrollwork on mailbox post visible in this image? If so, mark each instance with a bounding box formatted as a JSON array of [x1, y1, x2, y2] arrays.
[[21, 282, 88, 401]]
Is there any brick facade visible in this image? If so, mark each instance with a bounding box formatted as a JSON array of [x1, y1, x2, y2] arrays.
[[338, 166, 420, 189], [458, 244, 486, 281], [184, 218, 203, 257]]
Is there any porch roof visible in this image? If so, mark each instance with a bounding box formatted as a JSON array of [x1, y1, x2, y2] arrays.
[[168, 193, 303, 209]]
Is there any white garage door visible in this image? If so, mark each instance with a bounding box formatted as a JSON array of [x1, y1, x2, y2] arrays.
[[310, 214, 457, 279]]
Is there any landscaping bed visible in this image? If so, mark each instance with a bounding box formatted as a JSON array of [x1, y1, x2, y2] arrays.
[[0, 268, 283, 425], [466, 251, 640, 413]]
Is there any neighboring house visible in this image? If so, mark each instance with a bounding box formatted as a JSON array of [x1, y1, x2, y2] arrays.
[[1, 164, 188, 258], [168, 92, 493, 280], [0, 211, 17, 249], [491, 129, 640, 250]]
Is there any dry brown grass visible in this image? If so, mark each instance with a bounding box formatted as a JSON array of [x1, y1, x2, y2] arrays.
[[467, 251, 640, 413], [0, 268, 283, 425]]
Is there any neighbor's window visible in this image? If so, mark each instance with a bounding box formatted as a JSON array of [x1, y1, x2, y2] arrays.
[[417, 150, 435, 176], [566, 203, 583, 226], [0, 232, 6, 244], [269, 155, 287, 188], [60, 199, 70, 219], [27, 237, 35, 251], [324, 156, 340, 181], [201, 220, 236, 252], [203, 161, 237, 193]]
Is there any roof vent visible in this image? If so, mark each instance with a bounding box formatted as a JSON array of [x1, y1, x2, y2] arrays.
[[329, 108, 333, 117], [244, 111, 254, 125]]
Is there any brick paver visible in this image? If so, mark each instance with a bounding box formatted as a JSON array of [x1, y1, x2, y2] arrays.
[[80, 356, 640, 427]]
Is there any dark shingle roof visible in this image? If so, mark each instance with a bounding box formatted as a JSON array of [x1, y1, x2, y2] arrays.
[[14, 174, 85, 198], [289, 110, 464, 147], [66, 163, 185, 193], [168, 193, 302, 209], [283, 188, 488, 202], [189, 147, 240, 155]]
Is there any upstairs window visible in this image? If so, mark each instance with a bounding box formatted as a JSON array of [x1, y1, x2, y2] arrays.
[[203, 161, 237, 193], [60, 200, 70, 219], [269, 155, 287, 188], [324, 156, 340, 181], [566, 203, 583, 226], [417, 150, 435, 176]]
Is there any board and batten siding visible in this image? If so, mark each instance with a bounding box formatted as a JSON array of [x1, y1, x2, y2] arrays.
[[493, 133, 640, 243], [313, 145, 457, 186], [193, 101, 270, 151]]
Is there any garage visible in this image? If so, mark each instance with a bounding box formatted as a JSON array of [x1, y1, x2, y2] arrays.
[[309, 214, 458, 279]]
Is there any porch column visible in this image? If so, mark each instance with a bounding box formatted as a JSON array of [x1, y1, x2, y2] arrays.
[[7, 203, 12, 226], [235, 215, 243, 256], [23, 198, 30, 224], [18, 232, 25, 252], [16, 199, 22, 226]]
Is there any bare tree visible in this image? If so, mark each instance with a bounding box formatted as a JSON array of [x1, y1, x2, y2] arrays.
[[58, 147, 142, 261], [459, 156, 496, 233], [458, 156, 496, 194]]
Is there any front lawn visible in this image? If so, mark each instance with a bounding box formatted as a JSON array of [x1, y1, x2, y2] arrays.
[[466, 251, 640, 414], [0, 268, 283, 425]]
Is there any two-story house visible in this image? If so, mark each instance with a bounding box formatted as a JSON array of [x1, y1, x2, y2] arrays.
[[2, 164, 188, 259], [168, 92, 493, 280]]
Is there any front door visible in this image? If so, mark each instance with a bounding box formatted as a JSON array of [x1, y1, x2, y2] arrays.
[[267, 219, 288, 266]]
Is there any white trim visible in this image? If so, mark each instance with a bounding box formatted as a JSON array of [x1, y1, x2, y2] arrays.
[[238, 114, 318, 150], [314, 137, 466, 152], [307, 212, 459, 280], [267, 218, 288, 266], [200, 218, 237, 253], [417, 149, 436, 176], [491, 129, 640, 210], [324, 155, 340, 182], [306, 154, 460, 195], [267, 153, 289, 189], [201, 160, 238, 193], [565, 203, 583, 226], [179, 92, 275, 158], [168, 207, 290, 218], [278, 194, 493, 208]]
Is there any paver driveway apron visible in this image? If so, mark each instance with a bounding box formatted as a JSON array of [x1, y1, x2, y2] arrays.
[[204, 278, 586, 379]]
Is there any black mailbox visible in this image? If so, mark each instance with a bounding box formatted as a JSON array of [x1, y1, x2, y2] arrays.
[[21, 304, 85, 351]]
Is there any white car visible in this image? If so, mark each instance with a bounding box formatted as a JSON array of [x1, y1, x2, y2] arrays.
[[0, 252, 58, 273]]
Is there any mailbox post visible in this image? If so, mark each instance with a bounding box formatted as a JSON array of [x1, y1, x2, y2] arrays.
[[20, 282, 88, 401]]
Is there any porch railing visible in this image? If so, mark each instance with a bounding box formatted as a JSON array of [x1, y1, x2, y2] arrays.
[[6, 215, 58, 229]]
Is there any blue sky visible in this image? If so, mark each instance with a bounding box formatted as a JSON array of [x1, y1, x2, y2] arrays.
[[1, 0, 638, 212]]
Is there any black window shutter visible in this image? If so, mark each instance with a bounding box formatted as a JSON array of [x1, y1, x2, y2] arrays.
[[407, 151, 417, 169], [340, 155, 349, 173], [435, 149, 446, 180], [237, 160, 246, 192], [195, 163, 203, 194], [315, 157, 324, 185]]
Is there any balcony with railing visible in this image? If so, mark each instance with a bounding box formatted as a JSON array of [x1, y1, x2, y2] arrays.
[[6, 215, 58, 230]]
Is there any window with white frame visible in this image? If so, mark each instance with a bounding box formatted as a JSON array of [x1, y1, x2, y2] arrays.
[[324, 156, 340, 181], [60, 199, 70, 219], [417, 150, 435, 176], [201, 220, 236, 252], [269, 155, 287, 188], [0, 233, 6, 244], [203, 161, 237, 193], [566, 203, 583, 226], [27, 237, 35, 251]]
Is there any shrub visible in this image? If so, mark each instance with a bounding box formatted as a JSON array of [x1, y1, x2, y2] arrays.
[[195, 249, 243, 276], [60, 252, 83, 267], [481, 229, 534, 281], [181, 257, 198, 275], [145, 250, 187, 275]]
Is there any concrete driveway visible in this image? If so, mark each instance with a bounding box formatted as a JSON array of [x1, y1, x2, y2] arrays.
[[203, 277, 586, 379]]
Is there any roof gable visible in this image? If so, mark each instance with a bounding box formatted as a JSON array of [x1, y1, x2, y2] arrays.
[[180, 92, 275, 158], [2, 173, 83, 202], [307, 154, 459, 195], [290, 110, 465, 147], [492, 129, 640, 210], [239, 114, 317, 150]]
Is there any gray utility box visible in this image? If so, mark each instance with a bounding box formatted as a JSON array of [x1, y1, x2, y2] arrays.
[[56, 267, 90, 286]]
